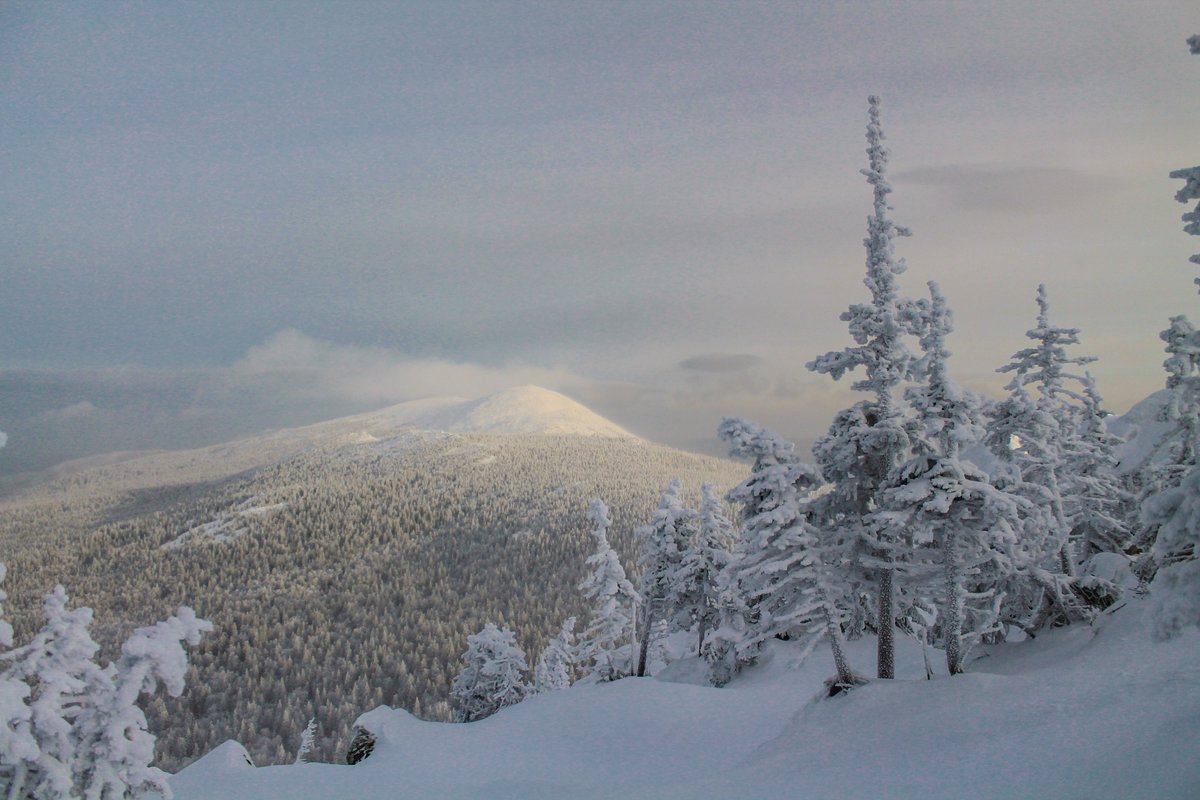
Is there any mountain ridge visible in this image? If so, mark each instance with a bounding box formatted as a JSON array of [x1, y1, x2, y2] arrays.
[[0, 390, 746, 769], [0, 386, 638, 508]]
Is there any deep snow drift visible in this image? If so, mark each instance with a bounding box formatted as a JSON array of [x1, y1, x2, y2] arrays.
[[169, 596, 1199, 800]]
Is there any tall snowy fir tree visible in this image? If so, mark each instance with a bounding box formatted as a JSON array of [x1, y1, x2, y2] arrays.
[[1143, 34, 1200, 638], [1158, 315, 1200, 468], [1065, 373, 1131, 565], [879, 283, 1024, 674], [633, 480, 695, 677], [707, 418, 861, 691], [673, 483, 734, 655], [576, 499, 640, 682], [450, 623, 529, 723], [985, 285, 1100, 627], [807, 95, 925, 679]]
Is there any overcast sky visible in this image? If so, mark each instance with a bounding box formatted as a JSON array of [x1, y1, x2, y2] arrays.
[[1, 0, 1197, 475]]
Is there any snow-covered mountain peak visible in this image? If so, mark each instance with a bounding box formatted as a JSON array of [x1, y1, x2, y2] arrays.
[[403, 385, 637, 439]]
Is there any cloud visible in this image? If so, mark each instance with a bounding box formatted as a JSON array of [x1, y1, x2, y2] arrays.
[[233, 329, 584, 405], [897, 164, 1121, 213], [679, 354, 764, 373], [38, 400, 99, 420], [0, 331, 605, 477]]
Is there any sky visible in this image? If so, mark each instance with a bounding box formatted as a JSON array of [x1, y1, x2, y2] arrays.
[[1, 0, 1197, 476]]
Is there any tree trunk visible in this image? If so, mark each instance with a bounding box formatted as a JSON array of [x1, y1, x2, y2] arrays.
[[1047, 472, 1077, 578], [877, 567, 895, 679], [943, 539, 964, 675], [636, 601, 652, 677], [823, 594, 856, 688]]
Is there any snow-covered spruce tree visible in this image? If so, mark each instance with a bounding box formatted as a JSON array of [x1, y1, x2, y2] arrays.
[[1141, 35, 1200, 638], [1168, 35, 1200, 274], [0, 579, 210, 800], [878, 283, 1024, 674], [1157, 315, 1200, 469], [1144, 463, 1200, 639], [294, 717, 316, 764], [985, 284, 1101, 626], [576, 499, 640, 682], [707, 418, 862, 692], [806, 95, 926, 679], [532, 617, 575, 694], [633, 480, 696, 677], [450, 623, 529, 723], [73, 607, 213, 799], [1066, 373, 1132, 564], [0, 566, 37, 795], [672, 483, 734, 656], [1, 585, 109, 799]]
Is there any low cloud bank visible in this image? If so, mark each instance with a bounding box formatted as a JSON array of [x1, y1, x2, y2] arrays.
[[0, 331, 857, 479]]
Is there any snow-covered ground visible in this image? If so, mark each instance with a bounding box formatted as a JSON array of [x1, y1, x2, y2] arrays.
[[168, 596, 1200, 799]]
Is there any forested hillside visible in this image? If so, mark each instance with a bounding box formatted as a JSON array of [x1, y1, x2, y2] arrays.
[[0, 427, 745, 769]]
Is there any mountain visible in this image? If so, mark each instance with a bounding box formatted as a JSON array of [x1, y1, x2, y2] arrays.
[[0, 388, 746, 770], [0, 386, 633, 546], [383, 385, 637, 438], [1110, 388, 1179, 476]]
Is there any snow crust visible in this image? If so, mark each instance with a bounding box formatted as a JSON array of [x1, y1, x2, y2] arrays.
[[168, 597, 1199, 799]]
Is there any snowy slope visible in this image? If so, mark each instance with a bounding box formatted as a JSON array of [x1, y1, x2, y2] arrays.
[[1110, 389, 1179, 476], [169, 597, 1200, 800], [276, 385, 635, 441], [0, 386, 634, 506], [391, 385, 637, 438]]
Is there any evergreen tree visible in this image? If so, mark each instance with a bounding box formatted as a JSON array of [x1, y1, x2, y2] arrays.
[[708, 418, 861, 691], [807, 95, 926, 679], [986, 285, 1099, 626], [532, 617, 575, 694], [880, 283, 1024, 674], [633, 480, 695, 677], [450, 623, 529, 723], [1143, 35, 1200, 638], [1066, 373, 1132, 563], [0, 581, 209, 800], [0, 565, 37, 795], [294, 718, 317, 764], [1157, 315, 1200, 468], [576, 499, 640, 682], [2, 585, 108, 799], [1145, 464, 1200, 639], [673, 483, 734, 655], [74, 606, 213, 799]]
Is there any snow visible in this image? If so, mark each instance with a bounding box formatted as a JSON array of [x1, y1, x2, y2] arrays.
[[167, 596, 1200, 799], [1110, 389, 1176, 476], [179, 741, 255, 775], [322, 385, 635, 439], [397, 386, 637, 438], [160, 501, 289, 551]]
